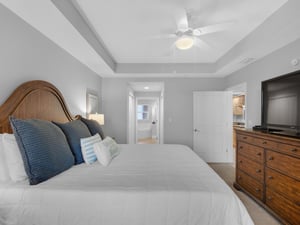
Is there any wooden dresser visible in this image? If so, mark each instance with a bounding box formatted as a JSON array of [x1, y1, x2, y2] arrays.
[[234, 129, 300, 225]]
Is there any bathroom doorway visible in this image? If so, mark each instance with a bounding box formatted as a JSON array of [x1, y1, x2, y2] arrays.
[[226, 82, 247, 165]]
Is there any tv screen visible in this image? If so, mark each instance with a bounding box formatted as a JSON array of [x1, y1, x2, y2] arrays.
[[262, 70, 300, 137]]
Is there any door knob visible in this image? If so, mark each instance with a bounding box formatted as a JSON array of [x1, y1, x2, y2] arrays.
[[194, 129, 199, 132]]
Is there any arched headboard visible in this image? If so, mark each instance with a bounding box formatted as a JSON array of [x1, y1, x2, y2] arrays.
[[0, 80, 74, 133]]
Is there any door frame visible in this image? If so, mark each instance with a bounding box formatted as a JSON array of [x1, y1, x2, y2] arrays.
[[127, 83, 165, 144], [226, 82, 247, 127], [127, 87, 136, 144]]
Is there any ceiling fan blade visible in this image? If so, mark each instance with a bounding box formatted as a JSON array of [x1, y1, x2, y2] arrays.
[[194, 38, 211, 49], [193, 22, 233, 36], [176, 8, 189, 31], [147, 34, 177, 40]]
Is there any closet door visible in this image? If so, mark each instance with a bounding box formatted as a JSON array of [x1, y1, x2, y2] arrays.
[[193, 92, 233, 162]]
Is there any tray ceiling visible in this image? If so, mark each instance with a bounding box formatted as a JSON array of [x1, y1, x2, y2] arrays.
[[2, 0, 300, 77]]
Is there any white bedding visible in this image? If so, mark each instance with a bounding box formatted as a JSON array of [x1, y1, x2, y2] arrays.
[[0, 144, 254, 225]]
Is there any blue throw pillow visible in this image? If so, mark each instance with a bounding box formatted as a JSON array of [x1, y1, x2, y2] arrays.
[[80, 117, 105, 139], [53, 120, 91, 164], [9, 117, 74, 185]]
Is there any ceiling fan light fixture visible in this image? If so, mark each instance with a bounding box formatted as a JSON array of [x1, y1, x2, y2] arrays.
[[175, 36, 194, 50]]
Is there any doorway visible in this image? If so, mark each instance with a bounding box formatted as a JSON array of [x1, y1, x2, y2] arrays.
[[136, 97, 159, 144], [226, 83, 247, 146], [226, 83, 247, 165], [127, 82, 164, 144]]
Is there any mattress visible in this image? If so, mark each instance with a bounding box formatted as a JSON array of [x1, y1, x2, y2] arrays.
[[0, 144, 254, 225]]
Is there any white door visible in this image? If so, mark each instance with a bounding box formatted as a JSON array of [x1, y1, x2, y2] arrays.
[[151, 100, 159, 139], [193, 91, 233, 162]]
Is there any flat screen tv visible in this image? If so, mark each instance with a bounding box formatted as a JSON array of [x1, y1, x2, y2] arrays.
[[262, 70, 300, 138]]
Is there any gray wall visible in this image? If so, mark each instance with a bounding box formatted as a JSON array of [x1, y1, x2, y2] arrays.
[[0, 4, 102, 116], [226, 38, 300, 128], [102, 78, 225, 147]]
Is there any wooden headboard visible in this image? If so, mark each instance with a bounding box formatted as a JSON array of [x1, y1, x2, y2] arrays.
[[0, 80, 74, 133]]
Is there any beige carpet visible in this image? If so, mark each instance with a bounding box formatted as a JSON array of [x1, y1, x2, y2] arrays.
[[209, 163, 281, 225]]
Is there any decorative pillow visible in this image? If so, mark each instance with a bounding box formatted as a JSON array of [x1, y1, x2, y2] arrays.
[[80, 117, 105, 139], [93, 142, 112, 167], [107, 137, 120, 158], [10, 117, 75, 185], [80, 134, 102, 164], [2, 133, 27, 182], [0, 134, 11, 182], [93, 136, 120, 167], [53, 120, 91, 164]]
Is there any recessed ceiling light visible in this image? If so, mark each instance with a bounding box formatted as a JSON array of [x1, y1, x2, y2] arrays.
[[144, 86, 149, 90], [175, 36, 194, 50]]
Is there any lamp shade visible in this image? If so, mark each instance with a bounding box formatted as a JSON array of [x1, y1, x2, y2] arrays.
[[175, 36, 194, 50], [89, 114, 104, 125]]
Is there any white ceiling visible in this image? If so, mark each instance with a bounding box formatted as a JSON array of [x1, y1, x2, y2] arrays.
[[129, 82, 164, 92], [74, 0, 286, 64], [1, 0, 300, 77]]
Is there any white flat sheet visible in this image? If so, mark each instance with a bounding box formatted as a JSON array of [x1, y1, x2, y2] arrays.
[[0, 144, 254, 225]]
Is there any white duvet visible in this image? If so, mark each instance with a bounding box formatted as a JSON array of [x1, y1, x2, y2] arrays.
[[0, 144, 254, 225]]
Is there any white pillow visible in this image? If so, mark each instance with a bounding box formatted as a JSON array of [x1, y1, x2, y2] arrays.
[[80, 133, 102, 164], [93, 141, 112, 166], [93, 137, 120, 167], [0, 134, 11, 182], [2, 133, 28, 182]]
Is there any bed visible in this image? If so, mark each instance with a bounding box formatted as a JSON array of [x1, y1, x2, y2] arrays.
[[0, 80, 254, 225]]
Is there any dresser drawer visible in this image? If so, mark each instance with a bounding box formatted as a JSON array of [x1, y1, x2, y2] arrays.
[[253, 138, 277, 150], [237, 154, 264, 183], [266, 168, 300, 205], [266, 188, 300, 225], [278, 142, 300, 158], [238, 142, 264, 163], [237, 170, 263, 201], [237, 134, 254, 144], [266, 150, 300, 180]]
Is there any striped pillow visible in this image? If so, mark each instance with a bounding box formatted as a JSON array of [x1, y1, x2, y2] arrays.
[[80, 134, 102, 164]]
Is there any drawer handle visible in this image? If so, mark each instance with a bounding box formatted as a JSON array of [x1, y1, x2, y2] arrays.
[[256, 169, 261, 173], [256, 152, 261, 156], [239, 160, 243, 163], [268, 156, 274, 161], [243, 137, 248, 140], [262, 141, 267, 144], [255, 188, 260, 192], [268, 176, 273, 180], [291, 148, 298, 152], [239, 146, 243, 149]]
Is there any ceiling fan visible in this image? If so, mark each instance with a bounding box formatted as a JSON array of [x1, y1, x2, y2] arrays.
[[154, 9, 233, 50]]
